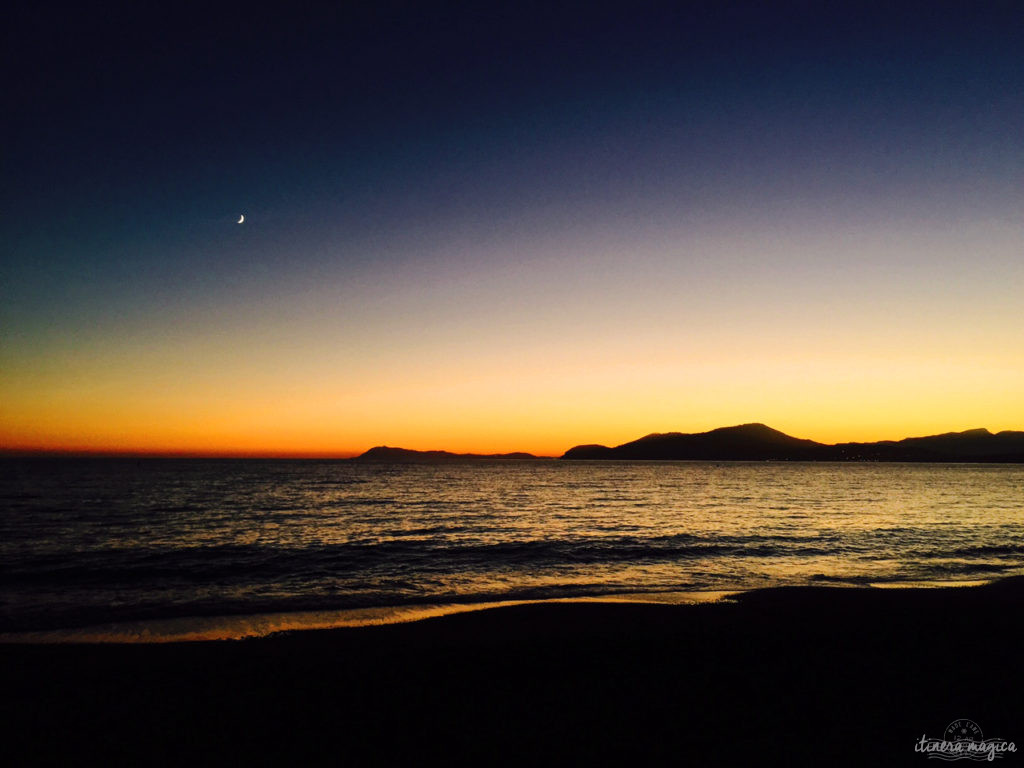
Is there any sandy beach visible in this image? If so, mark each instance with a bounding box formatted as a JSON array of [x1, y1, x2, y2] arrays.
[[3, 578, 1022, 766]]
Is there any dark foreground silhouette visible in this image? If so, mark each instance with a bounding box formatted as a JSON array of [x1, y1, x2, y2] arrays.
[[3, 579, 1023, 766]]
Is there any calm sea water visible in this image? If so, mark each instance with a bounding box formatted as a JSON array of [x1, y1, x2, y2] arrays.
[[2, 459, 1023, 636]]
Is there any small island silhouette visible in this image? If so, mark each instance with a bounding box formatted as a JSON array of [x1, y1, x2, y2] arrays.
[[353, 423, 1024, 463], [351, 446, 543, 463]]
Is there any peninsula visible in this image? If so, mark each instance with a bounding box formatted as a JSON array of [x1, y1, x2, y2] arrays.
[[562, 423, 1024, 462]]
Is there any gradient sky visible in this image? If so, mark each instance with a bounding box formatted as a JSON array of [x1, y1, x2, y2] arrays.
[[3, 1, 1023, 456]]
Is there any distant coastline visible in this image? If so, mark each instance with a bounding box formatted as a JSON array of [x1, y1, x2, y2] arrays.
[[349, 423, 1024, 463], [5, 423, 1024, 462], [560, 423, 1024, 462]]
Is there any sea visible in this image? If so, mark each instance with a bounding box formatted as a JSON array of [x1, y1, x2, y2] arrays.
[[2, 458, 1022, 641]]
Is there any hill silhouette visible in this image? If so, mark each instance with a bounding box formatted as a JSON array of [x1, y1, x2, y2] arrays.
[[562, 424, 1024, 462], [351, 447, 543, 463], [349, 425, 1024, 463]]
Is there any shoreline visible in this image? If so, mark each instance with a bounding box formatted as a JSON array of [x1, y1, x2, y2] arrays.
[[3, 577, 1022, 765], [0, 578, 1001, 645], [0, 590, 736, 645]]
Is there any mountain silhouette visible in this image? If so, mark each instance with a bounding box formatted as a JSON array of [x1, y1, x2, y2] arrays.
[[830, 428, 1024, 462], [562, 424, 1024, 462], [562, 424, 824, 461], [350, 425, 1024, 463]]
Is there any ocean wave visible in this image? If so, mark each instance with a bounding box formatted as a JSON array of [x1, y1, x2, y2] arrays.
[[0, 533, 850, 586], [947, 543, 1024, 557], [4, 459, 1022, 635]]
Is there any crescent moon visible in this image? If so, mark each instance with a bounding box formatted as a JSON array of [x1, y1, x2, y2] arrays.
[[237, 214, 245, 224]]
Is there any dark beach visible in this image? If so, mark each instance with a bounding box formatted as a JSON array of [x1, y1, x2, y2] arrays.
[[3, 579, 1022, 767]]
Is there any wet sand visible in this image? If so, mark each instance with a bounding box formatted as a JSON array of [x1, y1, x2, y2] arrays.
[[3, 579, 1023, 766]]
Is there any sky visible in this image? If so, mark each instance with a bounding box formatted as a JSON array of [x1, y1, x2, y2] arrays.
[[3, 1, 1023, 456]]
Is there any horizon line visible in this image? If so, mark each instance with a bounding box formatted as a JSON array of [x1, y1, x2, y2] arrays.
[[2, 422, 1018, 460]]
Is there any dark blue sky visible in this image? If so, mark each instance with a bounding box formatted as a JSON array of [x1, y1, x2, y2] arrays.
[[8, 2, 1022, 231], [4, 1, 1024, 452]]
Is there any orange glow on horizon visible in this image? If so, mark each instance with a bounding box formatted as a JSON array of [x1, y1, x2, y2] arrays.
[[4, 351, 1022, 460], [3, 220, 1021, 457]]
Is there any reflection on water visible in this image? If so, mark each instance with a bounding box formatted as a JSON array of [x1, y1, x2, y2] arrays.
[[2, 459, 1022, 636]]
